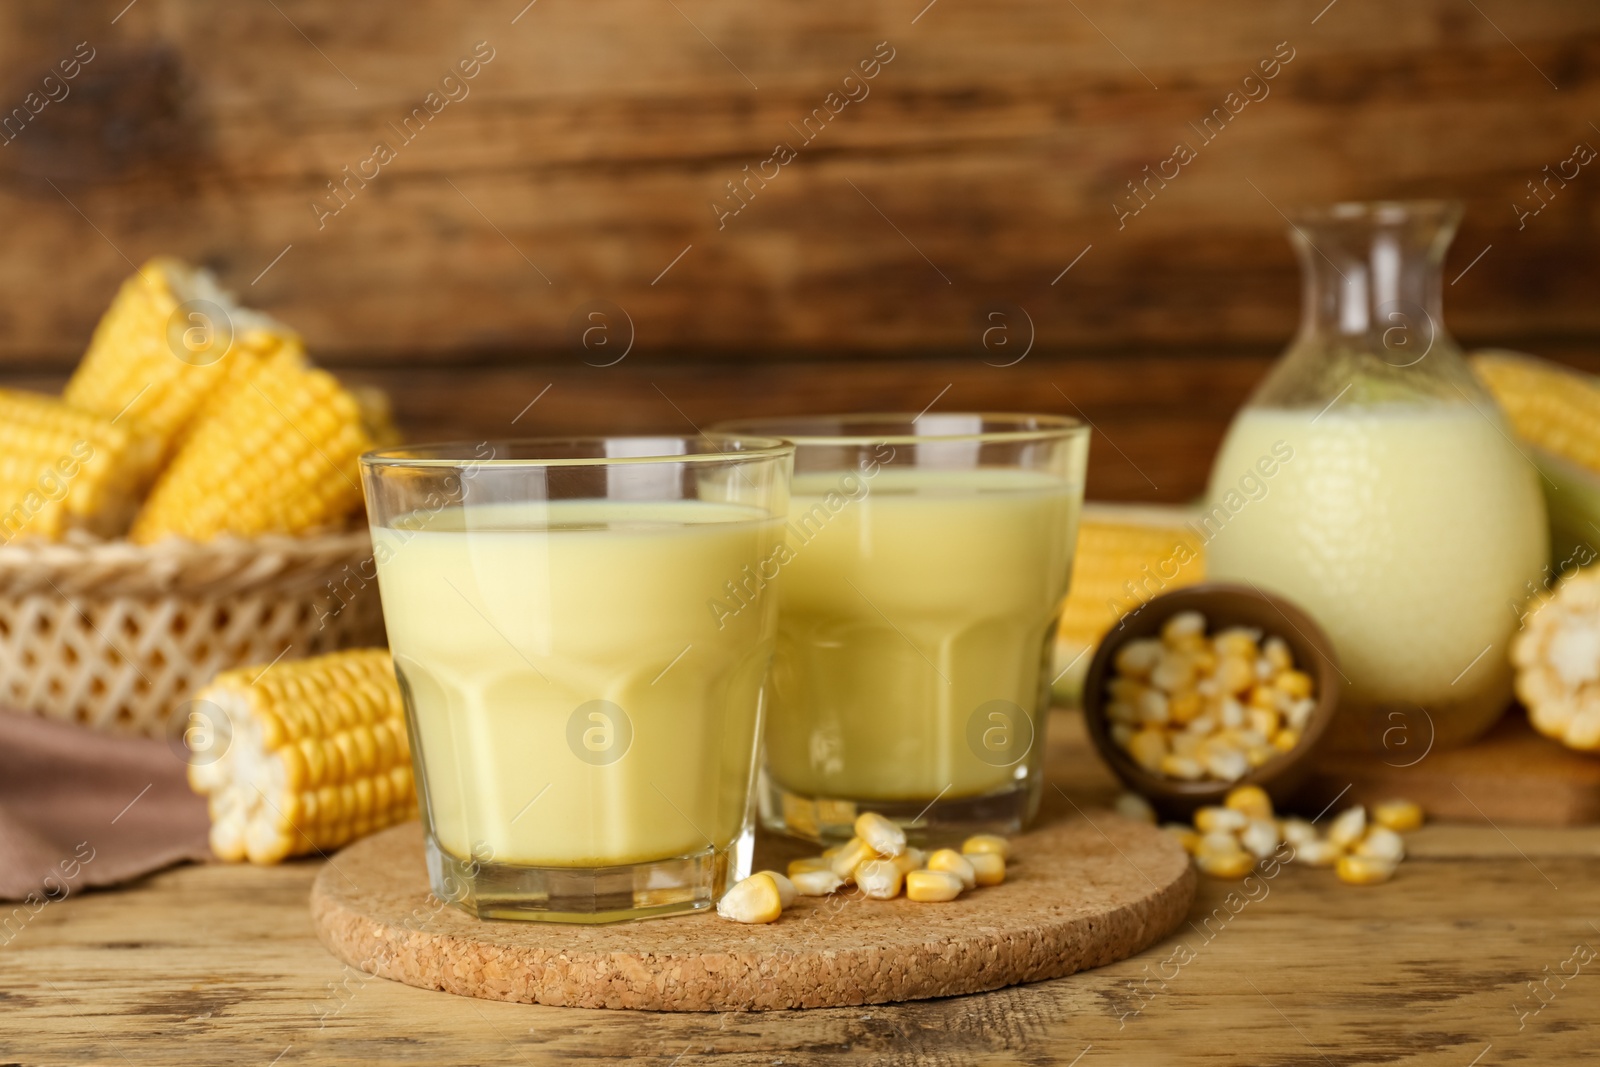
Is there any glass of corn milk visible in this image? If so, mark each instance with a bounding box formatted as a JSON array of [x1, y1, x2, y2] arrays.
[[715, 414, 1089, 841], [1206, 201, 1548, 750], [360, 436, 792, 922]]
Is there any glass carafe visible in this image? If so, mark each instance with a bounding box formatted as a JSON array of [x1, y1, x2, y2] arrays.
[[1205, 201, 1548, 750]]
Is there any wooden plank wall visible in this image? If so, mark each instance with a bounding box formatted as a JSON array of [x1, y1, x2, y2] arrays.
[[1, 0, 1597, 501]]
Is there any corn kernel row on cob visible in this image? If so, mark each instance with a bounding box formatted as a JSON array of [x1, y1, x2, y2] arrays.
[[0, 389, 160, 543], [64, 257, 303, 462], [1512, 567, 1600, 752], [187, 648, 416, 864], [1472, 350, 1600, 565], [131, 350, 376, 543], [1052, 506, 1206, 704]]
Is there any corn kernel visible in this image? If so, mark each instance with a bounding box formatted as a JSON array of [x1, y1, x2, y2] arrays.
[[791, 869, 845, 896], [1195, 806, 1247, 834], [830, 837, 876, 882], [1294, 838, 1343, 867], [1109, 722, 1136, 747], [893, 847, 926, 876], [1127, 729, 1169, 773], [1372, 799, 1424, 833], [967, 852, 1005, 886], [1136, 688, 1171, 725], [717, 873, 784, 923], [1224, 784, 1274, 821], [788, 856, 832, 877], [1171, 732, 1203, 758], [756, 870, 798, 908], [927, 848, 977, 890], [1149, 654, 1196, 693], [854, 811, 907, 857], [856, 858, 905, 899], [1355, 825, 1406, 863], [1115, 791, 1157, 824], [821, 843, 844, 859], [1160, 754, 1204, 780], [1276, 669, 1314, 700], [1240, 818, 1280, 859], [1327, 806, 1367, 849], [906, 869, 965, 902], [1263, 636, 1293, 671], [1196, 849, 1256, 879], [1248, 707, 1281, 739], [1114, 638, 1163, 678], [1168, 690, 1203, 725], [1106, 701, 1139, 727], [961, 833, 1011, 860], [1162, 610, 1207, 643], [1198, 830, 1241, 855], [1203, 744, 1250, 782], [1213, 629, 1260, 659], [1336, 853, 1397, 886], [1272, 729, 1301, 753], [1279, 818, 1318, 847], [1217, 656, 1256, 695]]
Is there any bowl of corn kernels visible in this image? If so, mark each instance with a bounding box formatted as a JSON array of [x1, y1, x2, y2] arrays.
[[1081, 583, 1341, 819]]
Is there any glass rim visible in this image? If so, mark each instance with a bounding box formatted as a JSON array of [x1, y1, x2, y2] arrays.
[[1287, 199, 1464, 226], [712, 412, 1087, 447], [361, 434, 794, 470]]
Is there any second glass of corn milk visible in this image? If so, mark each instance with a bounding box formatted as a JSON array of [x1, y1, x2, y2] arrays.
[[1206, 201, 1548, 750], [361, 436, 792, 923], [716, 414, 1089, 841]]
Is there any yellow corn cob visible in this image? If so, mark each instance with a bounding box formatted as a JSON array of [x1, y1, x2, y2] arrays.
[[64, 258, 303, 463], [1472, 350, 1600, 566], [1051, 505, 1206, 704], [185, 648, 416, 864], [0, 389, 160, 543], [130, 351, 375, 543]]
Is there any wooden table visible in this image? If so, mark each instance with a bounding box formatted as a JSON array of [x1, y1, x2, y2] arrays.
[[5, 713, 1598, 1065]]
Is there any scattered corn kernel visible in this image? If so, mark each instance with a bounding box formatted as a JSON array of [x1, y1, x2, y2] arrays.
[[1355, 825, 1406, 863], [961, 833, 1011, 860], [1115, 791, 1158, 824], [830, 837, 876, 883], [1196, 848, 1256, 879], [1372, 799, 1424, 833], [854, 811, 907, 857], [927, 848, 977, 890], [967, 852, 1006, 886], [717, 873, 784, 923], [1194, 806, 1248, 834], [757, 870, 798, 908], [1163, 823, 1202, 854], [787, 856, 832, 877], [906, 869, 965, 902], [1279, 818, 1318, 847], [893, 847, 927, 876], [1336, 853, 1397, 886], [1239, 818, 1280, 859], [1224, 784, 1274, 821], [1327, 806, 1367, 849], [1294, 838, 1343, 867], [790, 869, 845, 896], [855, 858, 905, 900], [821, 843, 844, 860]]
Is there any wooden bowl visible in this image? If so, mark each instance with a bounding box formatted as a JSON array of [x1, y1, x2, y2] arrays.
[[1081, 583, 1341, 821]]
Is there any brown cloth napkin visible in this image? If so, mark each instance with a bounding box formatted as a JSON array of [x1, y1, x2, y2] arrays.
[[0, 711, 210, 901]]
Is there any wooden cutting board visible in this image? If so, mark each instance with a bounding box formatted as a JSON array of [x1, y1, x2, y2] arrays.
[[310, 812, 1194, 1012], [1300, 711, 1600, 825]]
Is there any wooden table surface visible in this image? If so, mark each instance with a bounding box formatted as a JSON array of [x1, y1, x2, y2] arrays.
[[4, 713, 1598, 1066]]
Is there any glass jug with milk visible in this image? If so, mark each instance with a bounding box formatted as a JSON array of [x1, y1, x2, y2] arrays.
[[1206, 201, 1548, 749]]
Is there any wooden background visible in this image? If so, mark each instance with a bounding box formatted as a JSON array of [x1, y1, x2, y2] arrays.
[[2, 0, 1598, 502]]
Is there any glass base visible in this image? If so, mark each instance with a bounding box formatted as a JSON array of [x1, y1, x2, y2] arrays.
[[758, 772, 1037, 846], [424, 828, 752, 924]]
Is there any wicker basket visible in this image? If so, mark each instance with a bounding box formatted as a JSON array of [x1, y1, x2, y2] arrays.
[[0, 531, 385, 737]]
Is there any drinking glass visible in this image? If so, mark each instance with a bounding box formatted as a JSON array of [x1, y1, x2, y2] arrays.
[[361, 435, 792, 922], [713, 414, 1089, 841]]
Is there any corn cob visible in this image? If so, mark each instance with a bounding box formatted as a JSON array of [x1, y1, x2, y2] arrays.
[[130, 350, 375, 543], [64, 258, 303, 463], [1052, 505, 1206, 705], [186, 648, 417, 864], [0, 389, 160, 542], [1511, 568, 1600, 752], [1472, 350, 1600, 567]]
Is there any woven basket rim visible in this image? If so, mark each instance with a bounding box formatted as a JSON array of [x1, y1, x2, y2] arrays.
[[0, 528, 374, 598]]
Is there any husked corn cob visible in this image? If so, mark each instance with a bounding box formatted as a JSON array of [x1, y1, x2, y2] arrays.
[[1053, 506, 1206, 704], [131, 351, 375, 543], [0, 389, 159, 542], [65, 258, 303, 462], [185, 648, 416, 864], [1472, 350, 1600, 564], [1512, 567, 1600, 751]]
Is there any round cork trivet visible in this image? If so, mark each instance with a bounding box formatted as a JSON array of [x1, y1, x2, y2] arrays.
[[310, 815, 1195, 1012]]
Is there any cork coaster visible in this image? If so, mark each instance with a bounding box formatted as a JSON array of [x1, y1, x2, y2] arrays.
[[310, 813, 1194, 1012]]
